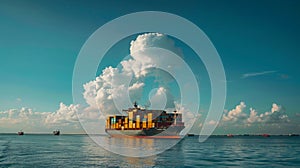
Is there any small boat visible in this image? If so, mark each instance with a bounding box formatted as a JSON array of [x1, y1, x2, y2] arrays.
[[261, 134, 270, 137], [227, 134, 234, 137], [18, 131, 24, 135], [288, 133, 299, 137], [53, 130, 60, 136], [187, 133, 195, 137]]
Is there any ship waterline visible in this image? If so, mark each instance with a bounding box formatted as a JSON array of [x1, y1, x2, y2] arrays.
[[106, 125, 185, 138]]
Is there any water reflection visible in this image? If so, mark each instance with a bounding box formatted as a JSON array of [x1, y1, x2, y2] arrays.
[[82, 136, 160, 167], [90, 135, 182, 157], [82, 135, 186, 167], [124, 156, 156, 167]]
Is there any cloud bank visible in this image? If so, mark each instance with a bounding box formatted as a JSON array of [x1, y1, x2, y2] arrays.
[[222, 102, 289, 126], [0, 103, 82, 133], [0, 101, 292, 134]]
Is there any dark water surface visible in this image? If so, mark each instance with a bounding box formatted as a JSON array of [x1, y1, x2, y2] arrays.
[[0, 135, 299, 167]]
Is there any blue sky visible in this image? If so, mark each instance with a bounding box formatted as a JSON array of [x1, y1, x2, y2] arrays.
[[0, 0, 299, 134]]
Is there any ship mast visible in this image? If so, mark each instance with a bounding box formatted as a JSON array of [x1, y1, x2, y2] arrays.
[[134, 101, 138, 108]]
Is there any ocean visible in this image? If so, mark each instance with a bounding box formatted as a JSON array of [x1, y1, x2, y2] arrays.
[[0, 134, 299, 167]]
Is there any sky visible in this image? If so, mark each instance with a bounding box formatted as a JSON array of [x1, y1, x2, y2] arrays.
[[0, 0, 300, 134]]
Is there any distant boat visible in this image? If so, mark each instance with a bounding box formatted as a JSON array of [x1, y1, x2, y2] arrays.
[[53, 130, 60, 136], [261, 134, 270, 137], [288, 133, 299, 137], [18, 131, 24, 135], [187, 133, 195, 137], [227, 134, 234, 137]]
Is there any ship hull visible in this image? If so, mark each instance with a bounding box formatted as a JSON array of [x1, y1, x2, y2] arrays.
[[105, 125, 184, 139]]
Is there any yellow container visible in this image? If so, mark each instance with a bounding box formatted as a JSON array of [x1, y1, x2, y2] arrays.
[[148, 113, 152, 128], [136, 115, 140, 128], [125, 117, 128, 129], [142, 120, 147, 128]]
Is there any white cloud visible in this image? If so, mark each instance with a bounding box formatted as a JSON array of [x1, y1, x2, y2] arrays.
[[0, 107, 49, 132], [246, 108, 259, 124], [82, 33, 182, 116], [242, 70, 276, 79], [222, 102, 247, 122], [130, 32, 182, 59], [128, 82, 145, 91], [45, 103, 80, 125], [147, 87, 168, 110], [257, 103, 289, 124], [0, 103, 84, 133], [0, 107, 50, 125], [222, 102, 289, 127], [271, 103, 280, 113]]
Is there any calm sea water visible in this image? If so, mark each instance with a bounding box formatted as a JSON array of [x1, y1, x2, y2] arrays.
[[0, 134, 299, 167]]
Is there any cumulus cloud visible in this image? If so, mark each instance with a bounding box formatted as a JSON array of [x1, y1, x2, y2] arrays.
[[0, 103, 83, 133], [148, 87, 167, 109], [0, 108, 47, 133], [222, 102, 289, 126], [82, 33, 183, 116], [222, 102, 247, 122], [45, 103, 80, 125], [130, 33, 182, 60], [0, 108, 47, 126], [246, 108, 259, 125], [257, 103, 289, 124]]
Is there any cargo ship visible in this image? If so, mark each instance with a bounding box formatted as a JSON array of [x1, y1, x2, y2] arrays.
[[18, 130, 24, 135], [53, 130, 60, 136], [105, 102, 185, 138]]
